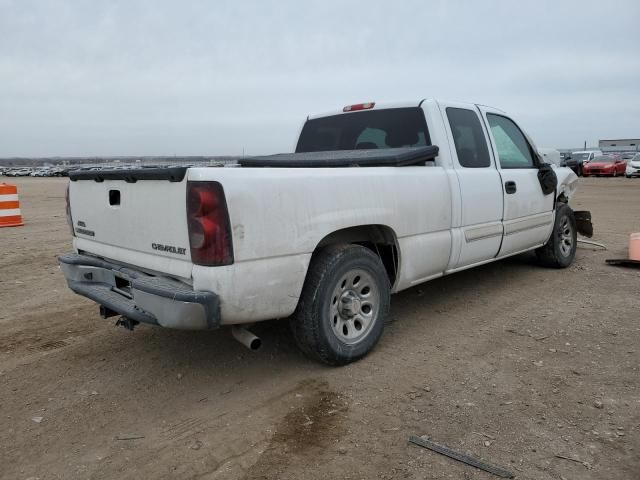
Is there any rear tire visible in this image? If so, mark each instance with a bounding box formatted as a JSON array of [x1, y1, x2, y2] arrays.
[[536, 203, 577, 268], [291, 244, 390, 366]]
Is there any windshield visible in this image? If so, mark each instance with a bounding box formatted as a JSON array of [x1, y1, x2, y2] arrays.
[[593, 156, 614, 163], [296, 107, 430, 152], [633, 154, 640, 162], [571, 152, 591, 161]]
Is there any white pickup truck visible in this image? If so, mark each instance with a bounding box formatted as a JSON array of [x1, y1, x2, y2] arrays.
[[59, 99, 589, 365]]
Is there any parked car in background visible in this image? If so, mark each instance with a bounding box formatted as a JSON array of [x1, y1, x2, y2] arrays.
[[582, 155, 626, 177], [625, 153, 640, 178], [621, 151, 638, 161], [538, 148, 562, 166], [11, 168, 33, 177], [565, 150, 602, 176]]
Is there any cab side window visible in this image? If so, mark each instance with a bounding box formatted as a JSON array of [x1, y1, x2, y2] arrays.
[[487, 114, 535, 168], [446, 108, 491, 168]]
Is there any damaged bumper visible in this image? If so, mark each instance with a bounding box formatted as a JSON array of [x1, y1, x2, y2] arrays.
[[573, 210, 593, 238], [58, 253, 220, 330]]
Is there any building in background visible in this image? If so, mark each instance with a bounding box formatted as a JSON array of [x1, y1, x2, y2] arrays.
[[599, 138, 640, 153]]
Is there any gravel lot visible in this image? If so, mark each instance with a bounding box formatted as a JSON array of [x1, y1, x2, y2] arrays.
[[0, 176, 638, 480]]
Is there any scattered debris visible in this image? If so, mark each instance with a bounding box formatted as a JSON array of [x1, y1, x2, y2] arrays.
[[554, 454, 592, 469], [409, 435, 514, 478], [115, 434, 145, 441], [505, 328, 528, 337], [190, 440, 203, 450], [606, 259, 640, 269], [534, 334, 551, 341], [472, 431, 496, 441], [593, 400, 604, 409], [31, 416, 43, 423], [577, 239, 606, 250]]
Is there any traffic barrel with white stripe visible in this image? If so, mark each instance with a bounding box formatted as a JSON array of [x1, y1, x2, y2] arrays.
[[0, 183, 24, 227]]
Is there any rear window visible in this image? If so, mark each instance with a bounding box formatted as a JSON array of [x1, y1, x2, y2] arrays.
[[296, 107, 430, 152], [446, 107, 491, 168]]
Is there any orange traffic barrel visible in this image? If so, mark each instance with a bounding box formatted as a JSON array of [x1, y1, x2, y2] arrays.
[[630, 233, 640, 261], [0, 183, 24, 227]]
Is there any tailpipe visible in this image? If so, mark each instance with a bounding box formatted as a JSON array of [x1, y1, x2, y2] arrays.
[[231, 325, 262, 351]]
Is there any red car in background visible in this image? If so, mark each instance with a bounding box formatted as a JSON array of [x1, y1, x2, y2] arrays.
[[582, 155, 627, 177]]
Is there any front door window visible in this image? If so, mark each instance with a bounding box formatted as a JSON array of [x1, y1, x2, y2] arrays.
[[487, 114, 535, 168]]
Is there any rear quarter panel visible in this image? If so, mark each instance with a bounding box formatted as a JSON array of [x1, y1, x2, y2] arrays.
[[188, 166, 453, 322]]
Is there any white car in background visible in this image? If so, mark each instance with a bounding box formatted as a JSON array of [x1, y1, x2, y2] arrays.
[[626, 153, 640, 178], [571, 150, 603, 163]]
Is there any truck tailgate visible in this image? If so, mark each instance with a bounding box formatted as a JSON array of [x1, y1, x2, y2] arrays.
[[68, 170, 192, 278]]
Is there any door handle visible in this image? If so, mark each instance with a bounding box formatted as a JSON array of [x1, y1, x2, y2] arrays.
[[505, 181, 517, 194]]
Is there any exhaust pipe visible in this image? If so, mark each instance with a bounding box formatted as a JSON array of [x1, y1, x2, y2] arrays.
[[231, 326, 262, 351]]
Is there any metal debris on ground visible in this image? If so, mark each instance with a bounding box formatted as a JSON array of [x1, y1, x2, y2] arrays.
[[554, 454, 592, 470], [409, 435, 514, 478], [576, 239, 606, 249], [115, 434, 145, 441], [605, 258, 640, 269]]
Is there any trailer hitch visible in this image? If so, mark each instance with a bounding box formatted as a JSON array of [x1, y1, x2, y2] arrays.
[[115, 316, 139, 331]]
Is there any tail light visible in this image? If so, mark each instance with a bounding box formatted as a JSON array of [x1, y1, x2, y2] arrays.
[[65, 182, 74, 236], [187, 181, 233, 266]]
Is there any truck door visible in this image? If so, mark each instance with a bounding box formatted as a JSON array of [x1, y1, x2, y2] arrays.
[[478, 106, 555, 256], [440, 103, 503, 269]]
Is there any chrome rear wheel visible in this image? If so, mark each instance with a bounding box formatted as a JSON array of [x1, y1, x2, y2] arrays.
[[330, 269, 380, 345]]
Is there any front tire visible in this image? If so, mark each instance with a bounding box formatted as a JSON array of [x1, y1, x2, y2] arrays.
[[536, 203, 577, 268], [291, 244, 390, 365]]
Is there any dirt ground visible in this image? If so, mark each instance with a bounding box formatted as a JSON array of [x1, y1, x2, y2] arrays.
[[0, 176, 638, 480]]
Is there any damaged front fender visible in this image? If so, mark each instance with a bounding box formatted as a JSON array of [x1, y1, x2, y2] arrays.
[[553, 166, 593, 238], [554, 166, 579, 201]]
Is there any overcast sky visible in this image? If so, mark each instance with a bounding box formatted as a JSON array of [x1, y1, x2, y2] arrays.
[[1, 0, 639, 157]]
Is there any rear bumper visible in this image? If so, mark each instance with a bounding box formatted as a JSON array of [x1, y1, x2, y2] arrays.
[[58, 253, 220, 330]]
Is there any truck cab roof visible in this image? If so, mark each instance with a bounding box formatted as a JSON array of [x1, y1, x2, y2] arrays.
[[308, 99, 505, 120]]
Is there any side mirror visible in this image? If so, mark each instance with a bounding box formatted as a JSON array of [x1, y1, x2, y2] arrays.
[[537, 163, 557, 195]]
